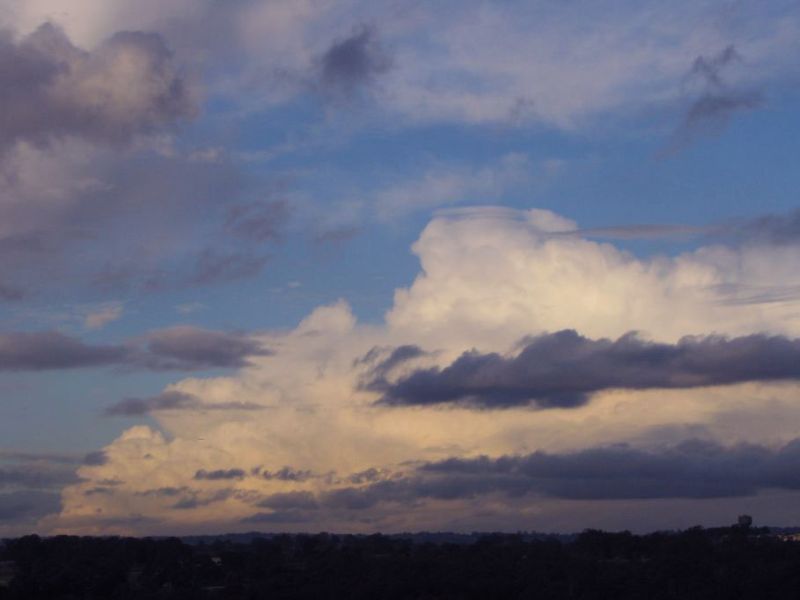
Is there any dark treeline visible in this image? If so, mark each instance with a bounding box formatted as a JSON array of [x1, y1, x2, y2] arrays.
[[2, 525, 800, 599]]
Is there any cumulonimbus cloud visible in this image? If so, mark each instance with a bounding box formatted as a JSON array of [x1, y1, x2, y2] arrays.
[[49, 207, 800, 534]]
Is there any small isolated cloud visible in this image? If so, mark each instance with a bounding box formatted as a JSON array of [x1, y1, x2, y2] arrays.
[[176, 302, 206, 314], [83, 302, 124, 329], [666, 45, 762, 152], [261, 467, 313, 482], [194, 468, 246, 481], [317, 25, 392, 99], [374, 330, 800, 408]]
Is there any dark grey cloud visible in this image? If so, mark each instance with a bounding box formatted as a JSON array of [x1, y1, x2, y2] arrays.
[[104, 391, 196, 416], [0, 331, 127, 371], [0, 144, 279, 303], [419, 438, 800, 500], [225, 200, 289, 243], [170, 488, 255, 510], [82, 450, 108, 466], [731, 208, 800, 246], [374, 330, 800, 409], [0, 23, 194, 151], [261, 467, 313, 482], [185, 249, 269, 287], [257, 490, 319, 511], [0, 326, 271, 374], [83, 486, 114, 496], [0, 490, 61, 521], [0, 282, 24, 301], [666, 45, 762, 152], [318, 25, 392, 98], [104, 390, 265, 417], [571, 223, 707, 241], [0, 466, 80, 490], [242, 510, 316, 524], [0, 450, 81, 465], [249, 438, 800, 515], [139, 325, 272, 370], [359, 344, 427, 381], [135, 486, 190, 498], [194, 468, 246, 481], [347, 467, 385, 485]]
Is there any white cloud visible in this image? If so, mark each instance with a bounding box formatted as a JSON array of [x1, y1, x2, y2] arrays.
[[6, 1, 796, 128], [47, 206, 800, 534], [83, 302, 124, 330]]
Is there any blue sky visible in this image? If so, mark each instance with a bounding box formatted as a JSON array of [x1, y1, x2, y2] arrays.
[[2, 0, 800, 535]]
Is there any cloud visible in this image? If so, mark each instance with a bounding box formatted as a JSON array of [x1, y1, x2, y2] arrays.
[[0, 326, 271, 373], [667, 45, 763, 152], [225, 200, 289, 243], [261, 467, 313, 482], [185, 249, 269, 287], [357, 344, 427, 386], [104, 391, 265, 416], [0, 23, 194, 152], [0, 331, 127, 370], [0, 490, 61, 522], [83, 302, 123, 329], [257, 490, 319, 511], [416, 438, 800, 500], [0, 466, 80, 490], [139, 326, 273, 370], [50, 207, 800, 534], [733, 208, 800, 246], [317, 25, 392, 99], [374, 330, 800, 408], [232, 437, 800, 517], [194, 468, 246, 481], [6, 1, 797, 130], [82, 450, 108, 466]]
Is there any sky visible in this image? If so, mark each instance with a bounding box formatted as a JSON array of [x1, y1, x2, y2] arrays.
[[2, 0, 800, 536]]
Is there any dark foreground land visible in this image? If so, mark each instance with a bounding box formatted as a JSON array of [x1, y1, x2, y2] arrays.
[[2, 526, 800, 599]]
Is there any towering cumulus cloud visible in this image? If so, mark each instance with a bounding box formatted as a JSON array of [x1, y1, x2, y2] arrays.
[[51, 207, 800, 534]]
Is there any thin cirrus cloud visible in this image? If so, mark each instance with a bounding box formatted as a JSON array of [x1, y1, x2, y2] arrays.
[[0, 326, 270, 373], [372, 330, 800, 408]]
